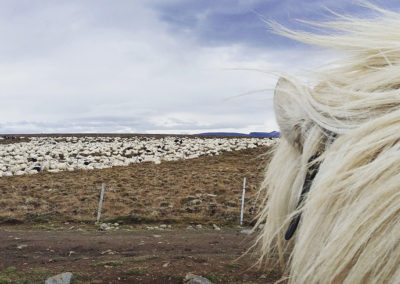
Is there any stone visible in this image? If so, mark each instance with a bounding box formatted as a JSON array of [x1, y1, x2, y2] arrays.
[[196, 224, 203, 229], [100, 249, 116, 255], [240, 229, 252, 235], [99, 223, 110, 231], [159, 224, 167, 229], [212, 224, 221, 231], [184, 273, 212, 284], [162, 262, 170, 267], [45, 272, 74, 284], [189, 199, 202, 206]]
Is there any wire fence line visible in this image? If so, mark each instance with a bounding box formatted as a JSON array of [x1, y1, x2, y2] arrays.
[[94, 178, 262, 226]]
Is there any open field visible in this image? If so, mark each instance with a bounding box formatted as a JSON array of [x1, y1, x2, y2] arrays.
[[0, 140, 274, 225], [0, 136, 280, 283]]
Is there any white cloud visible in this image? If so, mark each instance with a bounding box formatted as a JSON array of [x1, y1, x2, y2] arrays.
[[0, 1, 333, 134]]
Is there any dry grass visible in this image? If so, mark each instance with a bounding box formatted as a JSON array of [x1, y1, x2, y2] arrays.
[[0, 146, 271, 225]]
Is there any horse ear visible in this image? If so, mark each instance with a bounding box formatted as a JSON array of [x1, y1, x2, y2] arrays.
[[274, 77, 312, 151]]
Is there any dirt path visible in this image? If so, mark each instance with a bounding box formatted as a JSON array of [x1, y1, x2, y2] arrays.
[[0, 227, 281, 283]]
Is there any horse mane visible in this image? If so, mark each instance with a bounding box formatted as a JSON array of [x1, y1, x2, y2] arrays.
[[255, 3, 400, 283]]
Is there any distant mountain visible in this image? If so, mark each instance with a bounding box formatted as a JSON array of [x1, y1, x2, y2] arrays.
[[197, 131, 280, 138], [249, 131, 280, 138], [197, 132, 248, 137]]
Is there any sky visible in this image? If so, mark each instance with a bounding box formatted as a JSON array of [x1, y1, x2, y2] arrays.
[[0, 0, 399, 134]]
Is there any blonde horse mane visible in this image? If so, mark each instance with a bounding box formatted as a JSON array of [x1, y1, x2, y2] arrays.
[[255, 3, 400, 283]]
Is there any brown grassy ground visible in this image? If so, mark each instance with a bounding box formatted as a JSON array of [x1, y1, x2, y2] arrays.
[[0, 143, 283, 283], [0, 146, 271, 226]]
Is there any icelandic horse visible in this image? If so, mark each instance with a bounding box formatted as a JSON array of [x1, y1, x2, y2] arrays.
[[255, 4, 400, 284]]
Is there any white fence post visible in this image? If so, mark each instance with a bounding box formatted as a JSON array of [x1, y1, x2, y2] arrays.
[[240, 177, 246, 226], [96, 183, 106, 223]]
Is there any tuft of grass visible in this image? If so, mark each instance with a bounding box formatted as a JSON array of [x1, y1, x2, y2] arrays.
[[32, 224, 59, 231], [104, 215, 162, 225], [3, 267, 16, 274], [0, 217, 23, 225], [125, 267, 147, 276], [0, 267, 52, 284], [204, 272, 219, 283], [0, 275, 12, 284], [225, 261, 241, 269], [92, 260, 124, 267], [129, 255, 158, 263], [74, 272, 91, 281]]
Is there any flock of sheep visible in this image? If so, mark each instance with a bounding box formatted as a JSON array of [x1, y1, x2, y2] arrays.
[[0, 136, 277, 177]]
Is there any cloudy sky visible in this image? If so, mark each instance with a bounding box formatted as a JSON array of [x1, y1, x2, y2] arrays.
[[0, 0, 398, 134]]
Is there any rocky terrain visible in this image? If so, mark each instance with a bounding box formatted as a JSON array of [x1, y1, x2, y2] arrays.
[[0, 136, 276, 176]]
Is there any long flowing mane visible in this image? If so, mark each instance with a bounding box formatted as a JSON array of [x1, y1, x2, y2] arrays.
[[256, 4, 400, 283]]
